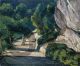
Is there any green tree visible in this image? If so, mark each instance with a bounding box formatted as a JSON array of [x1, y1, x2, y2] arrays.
[[46, 43, 79, 66], [0, 21, 8, 54], [31, 4, 44, 34], [0, 16, 16, 48], [32, 3, 60, 45], [15, 3, 27, 19], [16, 18, 32, 45], [0, 3, 14, 16]]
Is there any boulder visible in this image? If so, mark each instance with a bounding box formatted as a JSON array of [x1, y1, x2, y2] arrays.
[[54, 0, 80, 52]]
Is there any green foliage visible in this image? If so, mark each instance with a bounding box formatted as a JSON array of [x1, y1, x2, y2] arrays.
[[15, 3, 27, 19], [0, 2, 34, 53], [0, 0, 59, 55], [16, 3, 27, 12], [0, 3, 14, 16], [38, 30, 59, 45], [31, 2, 60, 42], [31, 4, 43, 34], [1, 40, 8, 51], [27, 9, 33, 16], [0, 2, 34, 20], [46, 43, 79, 66], [0, 35, 9, 54]]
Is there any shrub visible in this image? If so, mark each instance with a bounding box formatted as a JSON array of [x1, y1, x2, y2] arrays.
[[46, 43, 79, 66]]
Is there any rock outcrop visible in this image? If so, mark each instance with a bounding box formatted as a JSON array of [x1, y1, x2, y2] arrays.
[[54, 0, 80, 52]]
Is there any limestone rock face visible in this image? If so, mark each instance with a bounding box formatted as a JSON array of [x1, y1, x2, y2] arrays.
[[54, 0, 80, 52]]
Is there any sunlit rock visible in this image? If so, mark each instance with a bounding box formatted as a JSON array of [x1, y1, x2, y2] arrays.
[[54, 0, 80, 52]]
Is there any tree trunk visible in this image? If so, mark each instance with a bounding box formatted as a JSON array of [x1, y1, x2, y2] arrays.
[[0, 38, 2, 55], [21, 35, 26, 45], [54, 0, 80, 52], [9, 32, 13, 48]]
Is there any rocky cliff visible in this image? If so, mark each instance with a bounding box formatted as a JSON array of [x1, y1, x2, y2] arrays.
[[54, 0, 80, 52]]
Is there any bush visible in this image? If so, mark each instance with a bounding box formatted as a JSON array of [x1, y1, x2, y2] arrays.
[[38, 30, 59, 45], [46, 43, 79, 66]]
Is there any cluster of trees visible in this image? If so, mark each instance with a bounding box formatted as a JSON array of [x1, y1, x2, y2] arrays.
[[31, 3, 57, 34], [0, 3, 33, 19], [31, 2, 60, 44], [0, 2, 34, 53], [0, 1, 58, 48], [0, 0, 57, 54], [46, 43, 79, 66]]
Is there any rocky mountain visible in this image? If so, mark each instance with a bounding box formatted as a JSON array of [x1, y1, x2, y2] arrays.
[[54, 0, 80, 52]]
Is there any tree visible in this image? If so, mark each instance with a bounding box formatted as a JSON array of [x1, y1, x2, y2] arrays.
[[0, 21, 8, 54], [31, 3, 60, 45], [0, 16, 17, 48], [15, 3, 27, 18], [0, 3, 14, 16], [46, 43, 79, 66], [16, 18, 32, 45], [26, 9, 33, 17], [31, 4, 44, 34]]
